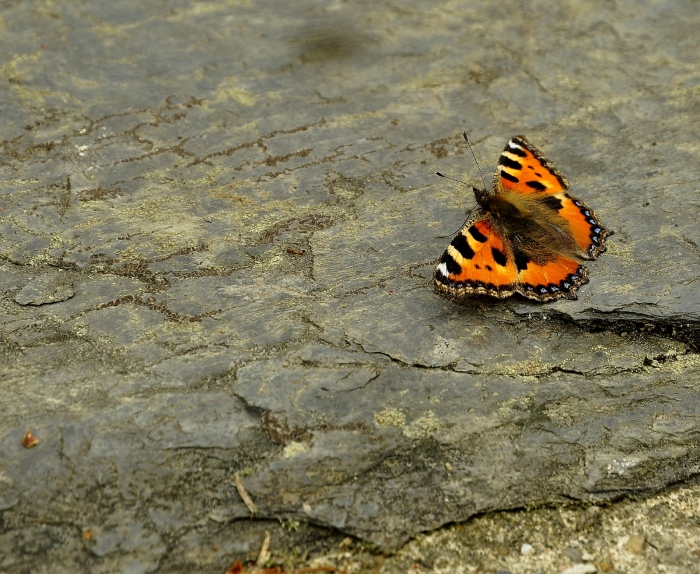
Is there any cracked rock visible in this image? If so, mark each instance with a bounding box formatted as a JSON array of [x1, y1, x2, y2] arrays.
[[1, 0, 699, 571], [14, 273, 75, 306]]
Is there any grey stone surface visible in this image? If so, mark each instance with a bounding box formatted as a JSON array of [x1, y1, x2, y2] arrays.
[[1, 0, 699, 570], [14, 272, 75, 305]]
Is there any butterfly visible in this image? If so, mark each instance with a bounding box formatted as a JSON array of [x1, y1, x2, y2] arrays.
[[434, 134, 612, 302]]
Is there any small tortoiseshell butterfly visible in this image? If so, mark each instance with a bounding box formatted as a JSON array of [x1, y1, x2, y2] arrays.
[[434, 134, 612, 302]]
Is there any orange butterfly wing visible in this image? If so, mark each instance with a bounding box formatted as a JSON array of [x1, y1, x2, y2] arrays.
[[496, 136, 610, 259], [435, 214, 519, 299], [434, 135, 611, 302], [434, 212, 589, 301]]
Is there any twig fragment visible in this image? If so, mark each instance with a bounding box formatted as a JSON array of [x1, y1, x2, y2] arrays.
[[257, 530, 271, 567], [235, 472, 258, 517]]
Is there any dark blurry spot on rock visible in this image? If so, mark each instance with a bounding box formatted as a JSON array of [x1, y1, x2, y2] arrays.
[[292, 24, 365, 63]]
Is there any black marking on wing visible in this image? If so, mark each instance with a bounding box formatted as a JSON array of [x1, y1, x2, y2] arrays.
[[500, 170, 519, 183], [507, 144, 527, 157], [441, 252, 461, 275], [539, 195, 564, 211], [526, 180, 547, 191], [452, 233, 475, 259], [468, 225, 488, 243], [491, 247, 508, 267], [513, 250, 530, 271], [500, 156, 523, 171]]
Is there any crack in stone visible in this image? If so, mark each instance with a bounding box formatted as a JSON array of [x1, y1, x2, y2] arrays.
[[95, 293, 223, 323], [187, 118, 327, 167], [547, 310, 700, 353], [334, 369, 380, 393]]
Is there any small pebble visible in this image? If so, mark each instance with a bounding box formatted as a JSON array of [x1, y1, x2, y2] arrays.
[[520, 543, 535, 556], [22, 430, 39, 448], [561, 564, 597, 574], [625, 534, 646, 555], [563, 546, 583, 563]]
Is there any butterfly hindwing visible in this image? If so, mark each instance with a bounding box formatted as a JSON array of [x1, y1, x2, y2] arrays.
[[556, 194, 611, 259], [511, 246, 589, 301]]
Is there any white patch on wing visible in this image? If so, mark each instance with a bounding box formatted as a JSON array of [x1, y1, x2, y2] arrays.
[[436, 262, 449, 278], [507, 140, 521, 149]]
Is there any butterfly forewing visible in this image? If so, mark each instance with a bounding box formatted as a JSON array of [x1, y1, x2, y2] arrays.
[[435, 214, 520, 299], [495, 136, 568, 195], [496, 136, 611, 259]]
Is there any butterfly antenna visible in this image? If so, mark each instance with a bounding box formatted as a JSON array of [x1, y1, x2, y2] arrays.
[[436, 207, 474, 238], [435, 171, 480, 194], [462, 132, 487, 191], [434, 133, 484, 238], [435, 172, 466, 186]]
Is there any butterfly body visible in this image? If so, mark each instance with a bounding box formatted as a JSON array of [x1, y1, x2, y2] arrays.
[[434, 135, 612, 302]]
